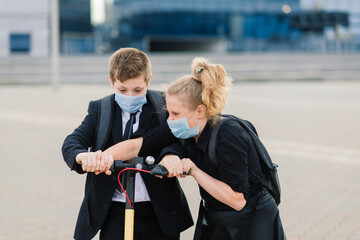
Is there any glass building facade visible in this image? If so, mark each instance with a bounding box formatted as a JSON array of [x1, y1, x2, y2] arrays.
[[105, 0, 357, 52], [60, 0, 95, 54], [109, 0, 301, 51]]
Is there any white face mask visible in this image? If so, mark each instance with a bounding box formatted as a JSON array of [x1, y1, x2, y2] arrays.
[[167, 112, 199, 139], [114, 92, 147, 113]]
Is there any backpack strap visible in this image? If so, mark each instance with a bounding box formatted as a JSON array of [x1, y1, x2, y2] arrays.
[[147, 89, 167, 123], [95, 94, 114, 150], [208, 117, 227, 165]]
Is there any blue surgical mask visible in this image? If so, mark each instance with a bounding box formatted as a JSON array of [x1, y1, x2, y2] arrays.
[[115, 92, 147, 113], [167, 112, 199, 139]]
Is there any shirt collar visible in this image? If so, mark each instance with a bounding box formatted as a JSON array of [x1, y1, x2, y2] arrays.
[[120, 107, 143, 119]]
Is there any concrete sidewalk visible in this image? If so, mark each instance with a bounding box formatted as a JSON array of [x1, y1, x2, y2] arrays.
[[0, 80, 359, 239]]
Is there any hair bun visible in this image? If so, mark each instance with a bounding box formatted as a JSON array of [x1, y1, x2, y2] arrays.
[[191, 57, 209, 78]]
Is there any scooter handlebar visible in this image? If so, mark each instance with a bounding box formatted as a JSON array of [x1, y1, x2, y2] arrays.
[[110, 160, 189, 177]]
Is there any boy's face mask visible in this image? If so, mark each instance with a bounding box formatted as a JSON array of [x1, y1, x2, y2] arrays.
[[111, 76, 149, 113], [115, 92, 147, 113], [167, 112, 199, 139]]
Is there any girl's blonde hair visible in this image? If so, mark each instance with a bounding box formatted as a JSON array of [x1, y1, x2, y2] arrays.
[[167, 57, 232, 126]]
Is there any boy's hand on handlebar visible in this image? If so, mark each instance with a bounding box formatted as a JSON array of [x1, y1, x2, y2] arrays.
[[76, 151, 100, 173], [95, 152, 114, 175], [158, 154, 183, 178], [76, 150, 114, 175]]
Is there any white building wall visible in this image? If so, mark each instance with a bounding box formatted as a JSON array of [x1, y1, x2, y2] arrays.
[[0, 0, 50, 57]]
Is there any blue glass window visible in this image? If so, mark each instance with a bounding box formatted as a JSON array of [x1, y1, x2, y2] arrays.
[[10, 33, 31, 53]]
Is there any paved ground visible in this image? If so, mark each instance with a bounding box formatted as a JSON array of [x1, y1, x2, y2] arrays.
[[0, 55, 360, 239]]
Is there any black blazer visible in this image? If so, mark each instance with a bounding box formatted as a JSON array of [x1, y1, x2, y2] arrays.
[[62, 92, 193, 240]]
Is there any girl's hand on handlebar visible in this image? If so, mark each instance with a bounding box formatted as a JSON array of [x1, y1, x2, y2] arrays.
[[181, 158, 198, 178], [158, 154, 183, 178]]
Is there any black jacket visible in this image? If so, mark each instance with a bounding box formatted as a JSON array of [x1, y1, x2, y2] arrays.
[[62, 92, 193, 240]]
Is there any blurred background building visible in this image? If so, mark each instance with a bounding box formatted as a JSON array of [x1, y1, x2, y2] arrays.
[[0, 0, 95, 57], [0, 0, 359, 57], [0, 0, 50, 56], [60, 0, 95, 54], [298, 0, 359, 53], [103, 0, 302, 52]]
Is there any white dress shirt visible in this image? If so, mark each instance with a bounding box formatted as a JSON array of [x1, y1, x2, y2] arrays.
[[112, 107, 151, 203]]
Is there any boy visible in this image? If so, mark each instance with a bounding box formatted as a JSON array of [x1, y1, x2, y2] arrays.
[[62, 48, 193, 240]]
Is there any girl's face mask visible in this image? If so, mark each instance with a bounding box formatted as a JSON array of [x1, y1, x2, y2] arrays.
[[167, 111, 199, 139]]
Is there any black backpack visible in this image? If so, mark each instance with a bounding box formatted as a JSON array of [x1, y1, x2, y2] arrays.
[[208, 114, 281, 205]]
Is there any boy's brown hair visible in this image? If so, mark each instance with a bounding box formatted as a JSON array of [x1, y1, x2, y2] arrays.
[[109, 47, 151, 85]]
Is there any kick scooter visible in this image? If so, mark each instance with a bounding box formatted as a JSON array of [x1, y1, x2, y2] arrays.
[[110, 156, 170, 240]]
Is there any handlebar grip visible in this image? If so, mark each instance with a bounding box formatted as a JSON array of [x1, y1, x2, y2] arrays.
[[150, 165, 190, 176], [150, 165, 168, 176], [110, 160, 134, 172]]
